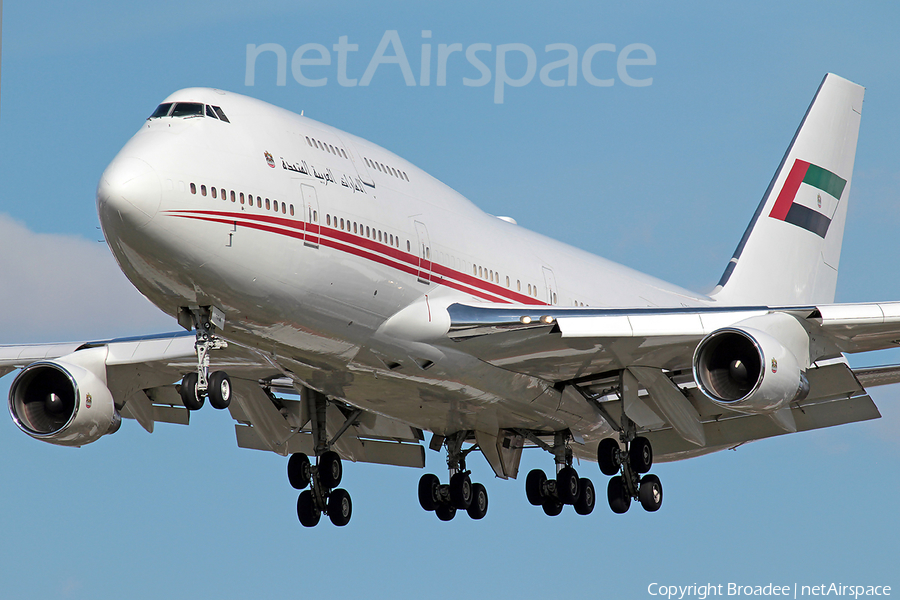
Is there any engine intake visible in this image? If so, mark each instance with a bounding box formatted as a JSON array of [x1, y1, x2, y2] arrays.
[[9, 360, 121, 447], [693, 322, 810, 415]]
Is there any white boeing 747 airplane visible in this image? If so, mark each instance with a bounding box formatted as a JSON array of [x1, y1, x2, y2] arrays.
[[4, 73, 898, 526]]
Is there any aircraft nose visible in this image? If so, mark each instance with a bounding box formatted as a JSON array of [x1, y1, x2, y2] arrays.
[[96, 156, 161, 229]]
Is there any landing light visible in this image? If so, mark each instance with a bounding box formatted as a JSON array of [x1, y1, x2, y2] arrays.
[[540, 315, 554, 324], [520, 316, 532, 324]]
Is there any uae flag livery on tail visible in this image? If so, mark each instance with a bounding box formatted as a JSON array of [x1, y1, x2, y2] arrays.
[[768, 159, 847, 238]]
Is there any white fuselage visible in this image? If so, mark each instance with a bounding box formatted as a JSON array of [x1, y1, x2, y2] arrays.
[[97, 88, 711, 445]]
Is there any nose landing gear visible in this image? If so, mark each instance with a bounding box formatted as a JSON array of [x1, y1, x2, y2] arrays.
[[178, 306, 231, 412]]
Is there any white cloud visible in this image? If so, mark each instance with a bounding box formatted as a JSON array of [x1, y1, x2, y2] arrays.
[[0, 214, 175, 343]]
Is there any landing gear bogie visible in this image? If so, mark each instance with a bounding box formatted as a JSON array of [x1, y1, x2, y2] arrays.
[[291, 451, 354, 528]]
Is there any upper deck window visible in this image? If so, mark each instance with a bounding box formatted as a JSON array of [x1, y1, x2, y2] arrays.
[[171, 102, 204, 117], [149, 103, 173, 119]]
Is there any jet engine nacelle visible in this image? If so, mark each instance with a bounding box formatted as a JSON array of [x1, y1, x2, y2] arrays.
[[8, 356, 121, 447], [692, 313, 811, 414]]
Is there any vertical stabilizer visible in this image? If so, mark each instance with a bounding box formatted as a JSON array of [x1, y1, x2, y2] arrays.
[[711, 74, 864, 306]]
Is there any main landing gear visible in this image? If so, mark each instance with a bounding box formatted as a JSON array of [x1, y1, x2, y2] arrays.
[[523, 431, 596, 517], [178, 306, 232, 412], [289, 389, 353, 527], [289, 451, 352, 527], [597, 435, 663, 513], [417, 432, 489, 521]]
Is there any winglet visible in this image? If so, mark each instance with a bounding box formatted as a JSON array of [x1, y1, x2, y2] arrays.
[[712, 74, 865, 306]]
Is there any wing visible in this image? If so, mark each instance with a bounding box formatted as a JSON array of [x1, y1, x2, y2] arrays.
[[444, 301, 900, 460], [0, 332, 424, 467]]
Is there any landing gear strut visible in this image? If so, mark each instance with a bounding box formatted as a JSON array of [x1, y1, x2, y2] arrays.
[[288, 389, 353, 527], [522, 430, 596, 517], [178, 306, 232, 411], [417, 432, 489, 521]]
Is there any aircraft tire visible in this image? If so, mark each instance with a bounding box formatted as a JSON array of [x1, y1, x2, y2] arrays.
[[328, 489, 352, 526], [542, 497, 564, 516], [208, 371, 231, 409], [418, 474, 440, 511], [449, 472, 473, 510], [319, 451, 342, 488], [525, 469, 547, 506], [288, 453, 311, 490], [557, 466, 580, 505], [629, 437, 653, 474], [467, 483, 488, 520], [597, 438, 621, 476], [179, 372, 204, 411], [607, 476, 631, 514], [639, 474, 663, 512], [297, 490, 321, 527], [435, 502, 456, 521], [574, 478, 596, 516]]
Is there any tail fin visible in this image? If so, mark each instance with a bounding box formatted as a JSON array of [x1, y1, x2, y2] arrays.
[[711, 73, 864, 306]]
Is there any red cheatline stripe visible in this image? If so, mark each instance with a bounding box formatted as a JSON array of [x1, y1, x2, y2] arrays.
[[164, 210, 547, 305], [769, 159, 810, 221]]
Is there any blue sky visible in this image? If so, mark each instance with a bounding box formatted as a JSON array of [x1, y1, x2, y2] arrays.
[[1, 2, 899, 598]]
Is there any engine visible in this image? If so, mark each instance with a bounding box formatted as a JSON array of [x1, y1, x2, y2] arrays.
[[8, 359, 121, 447], [692, 314, 811, 414]]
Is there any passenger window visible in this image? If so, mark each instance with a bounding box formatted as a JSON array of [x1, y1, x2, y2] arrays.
[[506, 276, 510, 287], [258, 197, 262, 208], [528, 283, 531, 295], [366, 226, 370, 237], [231, 191, 236, 202], [340, 218, 344, 229], [341, 149, 348, 159], [327, 214, 331, 226], [211, 187, 217, 199], [306, 136, 312, 146], [266, 198, 271, 210], [282, 202, 286, 214], [239, 192, 244, 203], [290, 205, 295, 216], [407, 240, 411, 252], [171, 102, 203, 117], [201, 185, 207, 196], [389, 234, 394, 245], [190, 183, 196, 194], [314, 210, 317, 222], [353, 222, 358, 234], [479, 266, 483, 277], [517, 280, 521, 291]]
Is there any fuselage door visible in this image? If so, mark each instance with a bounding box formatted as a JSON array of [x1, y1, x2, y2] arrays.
[[414, 220, 432, 284], [542, 266, 559, 305], [300, 183, 320, 248]]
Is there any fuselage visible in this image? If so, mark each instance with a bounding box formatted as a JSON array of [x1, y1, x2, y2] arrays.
[[96, 87, 712, 442]]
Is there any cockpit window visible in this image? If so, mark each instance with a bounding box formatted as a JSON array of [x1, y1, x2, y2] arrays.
[[170, 102, 204, 117], [212, 106, 230, 123], [149, 103, 173, 119], [205, 105, 219, 119]]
